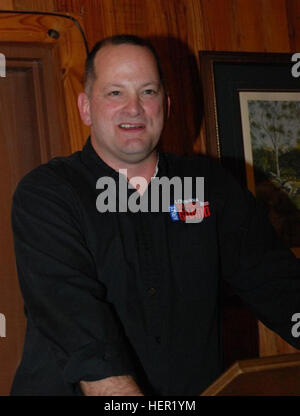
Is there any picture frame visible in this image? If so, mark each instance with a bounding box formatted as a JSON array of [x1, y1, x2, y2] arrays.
[[199, 51, 300, 258]]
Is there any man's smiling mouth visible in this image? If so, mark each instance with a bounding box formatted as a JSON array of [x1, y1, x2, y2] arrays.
[[119, 123, 145, 130]]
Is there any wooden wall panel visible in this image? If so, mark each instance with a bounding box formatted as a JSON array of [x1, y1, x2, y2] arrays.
[[286, 0, 300, 50], [13, 0, 56, 11], [199, 0, 290, 51], [55, 0, 85, 15], [8, 0, 295, 53], [259, 0, 290, 51], [0, 0, 13, 9]]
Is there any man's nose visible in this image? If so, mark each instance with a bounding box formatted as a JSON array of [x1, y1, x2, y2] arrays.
[[124, 94, 144, 116]]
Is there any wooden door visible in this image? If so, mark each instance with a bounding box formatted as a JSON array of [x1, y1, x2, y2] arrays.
[[0, 12, 87, 395], [0, 43, 71, 396]]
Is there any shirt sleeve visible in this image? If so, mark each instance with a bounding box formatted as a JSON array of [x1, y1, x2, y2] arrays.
[[11, 166, 141, 388], [216, 167, 300, 349]]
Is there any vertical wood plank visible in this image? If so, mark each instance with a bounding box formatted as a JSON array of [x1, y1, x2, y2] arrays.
[[0, 0, 14, 10], [54, 0, 85, 14], [13, 0, 56, 11], [199, 0, 290, 52], [259, 0, 290, 51], [199, 0, 234, 50], [286, 0, 300, 51]]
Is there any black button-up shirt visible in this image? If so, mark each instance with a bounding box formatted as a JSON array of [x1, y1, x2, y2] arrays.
[[11, 138, 300, 395]]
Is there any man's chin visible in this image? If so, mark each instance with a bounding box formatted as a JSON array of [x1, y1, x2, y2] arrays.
[[118, 144, 158, 164], [117, 138, 157, 155]]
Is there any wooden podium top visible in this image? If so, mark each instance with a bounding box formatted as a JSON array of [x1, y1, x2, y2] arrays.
[[201, 353, 300, 396]]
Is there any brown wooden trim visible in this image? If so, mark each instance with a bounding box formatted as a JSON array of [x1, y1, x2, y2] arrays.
[[201, 352, 300, 396]]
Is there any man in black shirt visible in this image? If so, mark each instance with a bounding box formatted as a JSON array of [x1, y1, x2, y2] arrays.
[[11, 35, 300, 396]]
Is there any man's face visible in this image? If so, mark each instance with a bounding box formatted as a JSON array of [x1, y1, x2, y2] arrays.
[[78, 43, 168, 166]]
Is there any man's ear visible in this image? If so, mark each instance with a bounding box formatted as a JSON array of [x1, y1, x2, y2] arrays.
[[77, 92, 92, 126]]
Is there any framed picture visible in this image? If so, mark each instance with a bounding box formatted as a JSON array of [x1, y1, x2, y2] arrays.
[[199, 51, 300, 258]]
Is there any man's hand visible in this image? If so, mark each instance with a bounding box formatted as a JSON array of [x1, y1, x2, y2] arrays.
[[80, 375, 144, 396]]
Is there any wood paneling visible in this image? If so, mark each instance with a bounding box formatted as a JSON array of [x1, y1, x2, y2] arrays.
[[12, 0, 56, 11], [286, 0, 300, 50], [55, 0, 85, 14], [200, 0, 290, 52], [9, 0, 296, 52], [0, 0, 13, 10]]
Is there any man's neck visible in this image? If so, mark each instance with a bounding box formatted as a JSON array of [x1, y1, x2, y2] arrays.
[[122, 153, 158, 183], [90, 139, 158, 189]]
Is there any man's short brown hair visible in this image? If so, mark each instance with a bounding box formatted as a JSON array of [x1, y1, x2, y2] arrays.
[[84, 34, 165, 95]]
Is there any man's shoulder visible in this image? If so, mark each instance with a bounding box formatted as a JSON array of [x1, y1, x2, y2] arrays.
[[14, 150, 83, 196], [162, 151, 225, 178], [162, 152, 245, 204]]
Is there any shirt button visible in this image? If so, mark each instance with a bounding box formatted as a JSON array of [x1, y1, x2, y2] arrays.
[[148, 287, 156, 296], [155, 336, 161, 344]]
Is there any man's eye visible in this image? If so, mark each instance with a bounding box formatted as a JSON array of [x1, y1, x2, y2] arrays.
[[108, 91, 121, 96], [143, 89, 156, 95]]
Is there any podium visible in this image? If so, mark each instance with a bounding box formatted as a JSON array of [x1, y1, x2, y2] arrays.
[[201, 353, 300, 395]]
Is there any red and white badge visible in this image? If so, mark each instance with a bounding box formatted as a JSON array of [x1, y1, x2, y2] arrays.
[[169, 200, 211, 223]]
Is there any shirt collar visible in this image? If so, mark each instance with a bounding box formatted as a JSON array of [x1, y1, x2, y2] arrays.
[[151, 154, 159, 179], [81, 137, 164, 180]]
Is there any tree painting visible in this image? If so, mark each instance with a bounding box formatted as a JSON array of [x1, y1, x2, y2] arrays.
[[247, 99, 300, 247]]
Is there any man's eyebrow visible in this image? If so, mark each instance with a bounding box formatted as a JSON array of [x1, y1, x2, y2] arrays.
[[102, 82, 161, 91], [141, 82, 161, 87], [103, 84, 125, 89]]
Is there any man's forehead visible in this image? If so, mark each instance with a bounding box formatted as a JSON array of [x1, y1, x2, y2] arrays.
[[93, 43, 160, 76], [94, 42, 155, 58]]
